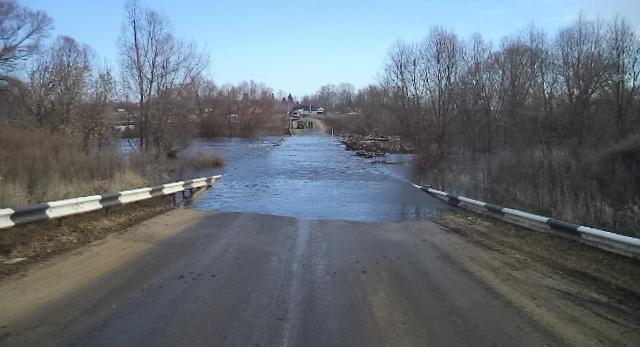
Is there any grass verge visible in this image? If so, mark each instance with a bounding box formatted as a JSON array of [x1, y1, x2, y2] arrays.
[[0, 197, 172, 280]]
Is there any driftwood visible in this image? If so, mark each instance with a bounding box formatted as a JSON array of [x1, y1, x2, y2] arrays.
[[341, 134, 414, 155]]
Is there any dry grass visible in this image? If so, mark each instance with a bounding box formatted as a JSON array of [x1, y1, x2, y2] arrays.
[[0, 197, 170, 278], [0, 125, 115, 206], [185, 151, 224, 169], [321, 114, 368, 135], [417, 140, 640, 237], [199, 108, 289, 138], [0, 124, 202, 208]]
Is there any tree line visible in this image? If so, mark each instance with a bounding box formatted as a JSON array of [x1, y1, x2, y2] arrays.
[[315, 16, 640, 233], [305, 83, 357, 114], [330, 16, 639, 163], [0, 0, 283, 154]]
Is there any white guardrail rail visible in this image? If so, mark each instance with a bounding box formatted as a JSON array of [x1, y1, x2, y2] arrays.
[[414, 184, 640, 259], [0, 175, 222, 230]]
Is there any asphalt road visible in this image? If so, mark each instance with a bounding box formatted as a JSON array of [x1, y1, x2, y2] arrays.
[[0, 209, 561, 346]]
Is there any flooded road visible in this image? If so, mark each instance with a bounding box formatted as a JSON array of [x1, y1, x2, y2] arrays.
[[189, 133, 445, 222], [7, 135, 630, 347]]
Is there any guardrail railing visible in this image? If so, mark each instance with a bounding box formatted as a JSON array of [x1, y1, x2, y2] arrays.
[[414, 184, 640, 259], [0, 175, 222, 229]]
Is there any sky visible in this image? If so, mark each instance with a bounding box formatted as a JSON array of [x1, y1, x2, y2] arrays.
[[21, 0, 640, 96]]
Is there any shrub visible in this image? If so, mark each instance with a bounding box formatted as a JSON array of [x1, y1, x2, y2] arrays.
[[0, 123, 213, 207], [417, 141, 640, 237], [185, 151, 224, 169]]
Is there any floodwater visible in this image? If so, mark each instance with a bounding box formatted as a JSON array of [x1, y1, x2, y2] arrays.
[[189, 133, 446, 222]]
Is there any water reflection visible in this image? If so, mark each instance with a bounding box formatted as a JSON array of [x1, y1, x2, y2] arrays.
[[190, 133, 446, 222]]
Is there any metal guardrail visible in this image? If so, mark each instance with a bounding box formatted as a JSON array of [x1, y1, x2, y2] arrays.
[[0, 175, 222, 229], [414, 184, 640, 259]]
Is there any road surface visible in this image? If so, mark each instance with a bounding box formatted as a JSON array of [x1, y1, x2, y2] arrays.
[[0, 209, 563, 346]]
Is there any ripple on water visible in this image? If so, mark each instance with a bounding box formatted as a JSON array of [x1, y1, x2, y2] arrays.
[[190, 134, 446, 222]]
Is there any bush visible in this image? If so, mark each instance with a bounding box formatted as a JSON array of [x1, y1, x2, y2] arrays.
[[0, 123, 205, 207], [322, 114, 368, 135], [185, 151, 224, 169], [417, 140, 640, 237], [0, 124, 117, 206]]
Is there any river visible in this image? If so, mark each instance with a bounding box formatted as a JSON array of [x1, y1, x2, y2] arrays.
[[187, 133, 445, 222]]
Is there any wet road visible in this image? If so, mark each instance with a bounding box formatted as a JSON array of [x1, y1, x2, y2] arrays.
[[0, 210, 557, 346], [0, 133, 561, 346]]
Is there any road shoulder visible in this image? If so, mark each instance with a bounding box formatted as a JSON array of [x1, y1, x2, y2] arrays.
[[427, 210, 640, 346], [0, 208, 211, 326]]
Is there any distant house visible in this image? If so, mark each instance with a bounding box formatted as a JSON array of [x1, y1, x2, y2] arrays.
[[288, 105, 324, 116], [111, 108, 137, 132], [228, 114, 240, 123], [114, 124, 134, 132], [288, 105, 306, 116]]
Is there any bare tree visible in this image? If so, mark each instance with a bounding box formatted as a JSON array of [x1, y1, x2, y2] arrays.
[[314, 84, 338, 111], [382, 29, 462, 162], [336, 83, 355, 112], [329, 14, 640, 231], [420, 27, 462, 159], [606, 17, 640, 138], [354, 85, 397, 134], [377, 16, 640, 162], [76, 67, 116, 150], [50, 36, 92, 130], [383, 39, 418, 141], [119, 0, 207, 151], [556, 16, 611, 146], [0, 0, 53, 75], [456, 33, 493, 155], [150, 37, 207, 149], [234, 81, 274, 136], [27, 36, 92, 130], [119, 0, 164, 150]]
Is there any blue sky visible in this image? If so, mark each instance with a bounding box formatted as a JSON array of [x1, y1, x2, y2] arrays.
[[22, 0, 640, 96]]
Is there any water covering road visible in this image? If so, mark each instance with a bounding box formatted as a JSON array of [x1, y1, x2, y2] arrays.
[[190, 133, 444, 221]]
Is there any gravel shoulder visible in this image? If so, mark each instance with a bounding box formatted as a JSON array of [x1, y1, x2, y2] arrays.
[[0, 197, 174, 280], [430, 210, 640, 346]]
